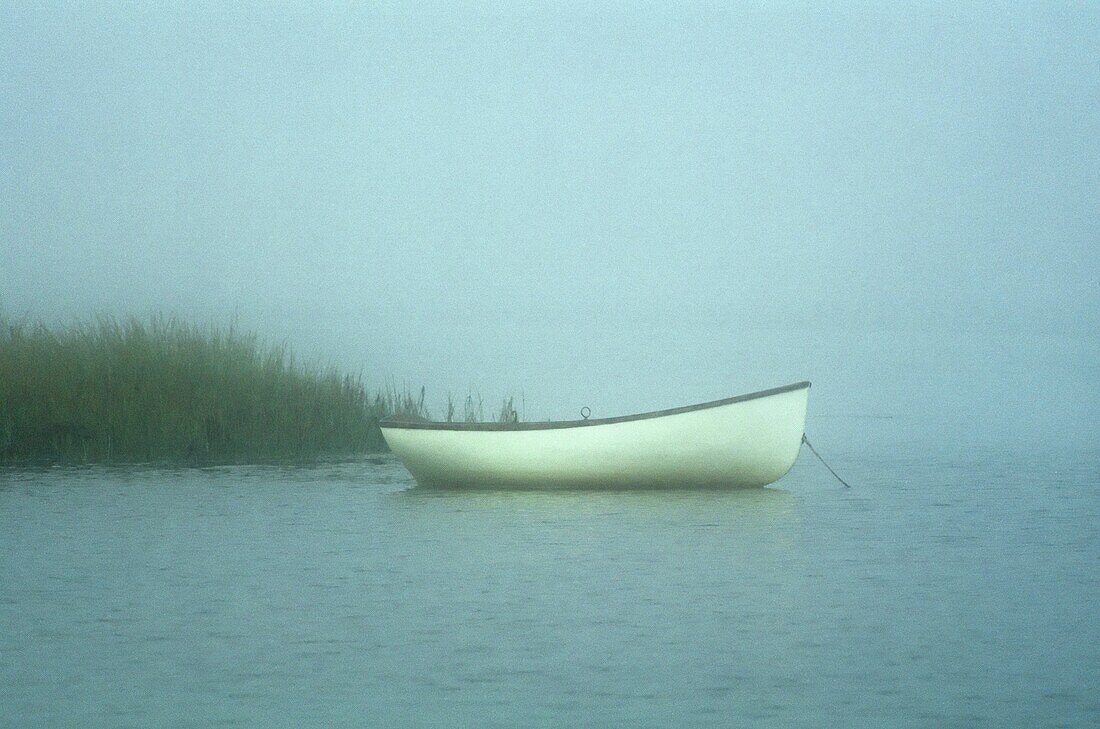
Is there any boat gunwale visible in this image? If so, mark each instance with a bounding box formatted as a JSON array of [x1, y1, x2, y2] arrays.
[[379, 381, 811, 432]]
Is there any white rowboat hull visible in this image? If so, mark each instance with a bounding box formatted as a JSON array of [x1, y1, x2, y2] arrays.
[[380, 382, 809, 489]]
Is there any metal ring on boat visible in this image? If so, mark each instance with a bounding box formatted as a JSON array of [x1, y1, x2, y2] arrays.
[[580, 406, 590, 420]]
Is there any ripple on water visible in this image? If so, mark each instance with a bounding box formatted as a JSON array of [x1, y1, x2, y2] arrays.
[[1, 454, 1098, 727]]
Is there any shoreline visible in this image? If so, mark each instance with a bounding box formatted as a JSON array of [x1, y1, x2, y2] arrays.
[[0, 316, 423, 466]]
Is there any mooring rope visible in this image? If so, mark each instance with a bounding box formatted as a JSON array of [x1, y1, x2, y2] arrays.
[[802, 434, 851, 488]]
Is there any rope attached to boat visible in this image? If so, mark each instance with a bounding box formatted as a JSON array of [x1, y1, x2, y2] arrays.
[[802, 434, 851, 488]]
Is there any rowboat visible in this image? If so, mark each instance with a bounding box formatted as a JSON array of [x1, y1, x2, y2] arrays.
[[380, 381, 810, 489]]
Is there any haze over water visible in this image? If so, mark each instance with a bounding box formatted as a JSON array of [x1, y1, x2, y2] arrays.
[[1, 3, 1098, 726], [2, 3, 1097, 452]]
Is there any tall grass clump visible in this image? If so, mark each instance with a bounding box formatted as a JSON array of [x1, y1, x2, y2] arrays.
[[440, 391, 525, 423], [0, 315, 412, 465]]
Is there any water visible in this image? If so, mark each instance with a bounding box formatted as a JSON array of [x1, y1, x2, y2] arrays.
[[2, 446, 1098, 727]]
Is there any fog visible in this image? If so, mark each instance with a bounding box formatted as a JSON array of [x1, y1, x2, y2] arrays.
[[2, 3, 1097, 452]]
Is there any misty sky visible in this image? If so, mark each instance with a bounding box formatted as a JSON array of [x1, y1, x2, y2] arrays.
[[2, 3, 1097, 451]]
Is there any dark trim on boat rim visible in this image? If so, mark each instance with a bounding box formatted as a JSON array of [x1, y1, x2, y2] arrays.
[[379, 381, 811, 432]]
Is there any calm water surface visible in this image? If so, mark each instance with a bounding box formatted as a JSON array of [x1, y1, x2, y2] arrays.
[[2, 445, 1098, 727]]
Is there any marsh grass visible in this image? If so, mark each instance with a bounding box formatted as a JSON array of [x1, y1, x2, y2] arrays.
[[0, 316, 424, 465], [440, 391, 522, 423]]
